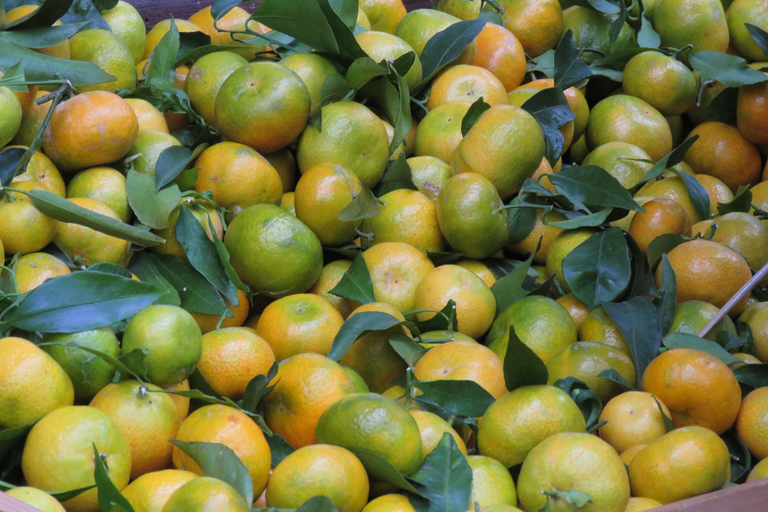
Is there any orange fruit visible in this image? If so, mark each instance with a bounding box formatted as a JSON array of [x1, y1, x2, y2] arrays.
[[683, 121, 762, 192], [22, 406, 131, 512], [642, 348, 741, 434], [197, 328, 276, 400], [4, 487, 66, 512], [697, 211, 768, 272], [578, 306, 633, 357], [473, 23, 526, 92], [517, 433, 630, 512], [124, 98, 168, 132], [495, 0, 564, 58], [90, 380, 181, 480], [339, 302, 409, 393], [215, 62, 310, 154], [628, 197, 693, 254], [359, 0, 408, 33], [414, 264, 496, 340], [620, 444, 647, 466], [622, 51, 699, 116], [122, 305, 203, 388], [256, 293, 344, 361], [487, 295, 577, 364], [162, 379, 190, 423], [598, 391, 672, 454], [694, 174, 735, 216], [413, 340, 507, 399], [43, 91, 138, 172], [394, 9, 476, 64], [628, 426, 730, 504], [624, 497, 664, 511], [655, 239, 753, 315], [668, 300, 737, 343], [190, 289, 250, 334], [362, 188, 447, 252], [363, 494, 417, 512], [262, 353, 355, 448], [125, 129, 181, 179], [309, 259, 355, 319], [173, 404, 271, 496], [297, 101, 390, 189], [54, 197, 131, 265], [188, 5, 266, 59], [426, 64, 508, 111], [162, 477, 248, 512], [736, 386, 768, 460], [224, 204, 323, 297], [68, 28, 137, 93], [414, 101, 472, 164], [737, 69, 768, 144], [121, 469, 198, 512], [9, 147, 66, 197], [67, 166, 130, 223], [0, 337, 74, 429], [556, 293, 589, 331], [281, 52, 342, 118], [185, 51, 248, 125], [100, 1, 146, 64], [266, 444, 369, 511], [653, 0, 729, 53], [15, 252, 71, 294], [294, 163, 364, 246], [315, 392, 423, 476], [143, 19, 204, 60], [361, 241, 435, 312]]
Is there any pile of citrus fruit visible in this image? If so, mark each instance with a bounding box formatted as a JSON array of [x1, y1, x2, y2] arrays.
[[4, 0, 768, 511]]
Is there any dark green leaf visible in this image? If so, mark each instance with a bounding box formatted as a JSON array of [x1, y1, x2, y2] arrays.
[[317, 0, 366, 58], [412, 380, 495, 418], [506, 200, 537, 243], [544, 489, 593, 508], [65, 0, 113, 31], [0, 23, 84, 48], [689, 51, 768, 88], [93, 444, 135, 512], [126, 170, 181, 230], [549, 166, 644, 212], [116, 348, 150, 381], [156, 145, 207, 191], [721, 428, 751, 483], [169, 440, 253, 506], [717, 186, 752, 215], [602, 297, 662, 381], [544, 209, 613, 229], [636, 0, 660, 48], [598, 369, 636, 392], [426, 251, 465, 266], [406, 433, 472, 512], [652, 395, 674, 433], [653, 254, 677, 334], [86, 262, 133, 279], [38, 341, 145, 382], [328, 252, 376, 304], [1, 273, 164, 333], [491, 251, 535, 313], [23, 188, 165, 246], [625, 231, 657, 300], [733, 364, 768, 389], [553, 377, 603, 432], [527, 49, 555, 78], [503, 326, 548, 391], [521, 88, 575, 165], [47, 485, 97, 503], [392, 51, 416, 78], [585, 0, 620, 14], [0, 40, 115, 87], [239, 362, 278, 414], [210, 0, 241, 21], [637, 136, 699, 186], [663, 333, 742, 365], [0, 423, 32, 468], [477, 9, 503, 26], [320, 73, 352, 105], [0, 60, 29, 92], [646, 233, 686, 269], [346, 57, 387, 91], [389, 333, 428, 367], [461, 97, 491, 137], [700, 87, 738, 125], [375, 154, 417, 197], [295, 496, 340, 512], [414, 19, 487, 94], [380, 74, 411, 153], [746, 23, 768, 60], [678, 172, 710, 223], [146, 19, 180, 85], [176, 206, 238, 304], [0, 146, 27, 186], [337, 187, 381, 222], [328, 311, 402, 361], [4, 0, 71, 30], [176, 31, 212, 65], [209, 219, 249, 295], [127, 252, 227, 315], [562, 227, 631, 310], [554, 30, 592, 90], [607, 0, 627, 49], [346, 447, 421, 493], [253, 0, 338, 52], [407, 299, 457, 333], [328, 0, 358, 29], [266, 433, 295, 467]]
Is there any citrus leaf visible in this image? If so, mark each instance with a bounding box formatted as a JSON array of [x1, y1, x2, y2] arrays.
[[126, 170, 180, 230], [317, 0, 366, 58], [607, 0, 627, 49], [544, 489, 593, 508], [375, 154, 417, 197], [22, 188, 165, 246], [4, 0, 72, 30], [553, 377, 603, 432], [295, 496, 341, 512], [337, 186, 381, 221], [637, 135, 699, 186], [0, 22, 85, 48], [392, 51, 416, 78], [652, 395, 674, 433], [732, 364, 768, 389], [252, 0, 339, 52], [239, 362, 278, 414], [146, 18, 179, 85], [93, 444, 136, 512], [717, 186, 752, 215], [598, 369, 637, 392], [380, 73, 411, 153], [544, 208, 613, 229], [406, 433, 472, 512], [320, 73, 352, 105], [653, 254, 677, 334], [155, 144, 207, 191], [721, 428, 751, 483], [491, 251, 535, 313], [700, 86, 738, 125], [0, 423, 32, 468], [663, 333, 742, 365], [602, 297, 662, 381], [169, 440, 253, 506], [411, 380, 495, 418], [521, 88, 575, 166], [746, 23, 768, 60], [503, 326, 548, 391], [389, 333, 428, 367], [548, 166, 643, 212], [562, 227, 631, 310], [0, 40, 115, 87], [328, 311, 402, 361], [636, 0, 660, 48], [346, 447, 421, 493], [461, 97, 491, 136], [266, 432, 296, 467], [554, 30, 592, 90], [37, 341, 147, 382], [689, 51, 768, 87], [678, 172, 710, 223], [646, 233, 686, 269], [346, 56, 388, 91], [0, 146, 27, 186], [406, 299, 457, 333], [1, 272, 164, 333], [328, 252, 376, 304]]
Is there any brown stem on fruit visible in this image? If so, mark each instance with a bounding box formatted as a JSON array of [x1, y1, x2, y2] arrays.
[[698, 261, 768, 338]]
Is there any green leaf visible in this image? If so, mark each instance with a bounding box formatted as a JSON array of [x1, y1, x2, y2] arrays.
[[66, 0, 114, 31], [239, 362, 278, 414], [328, 311, 403, 361], [294, 496, 340, 512], [732, 364, 768, 389], [175, 31, 212, 65], [380, 74, 411, 153], [22, 188, 165, 246], [316, 0, 366, 58], [375, 154, 417, 197], [209, 218, 250, 295], [116, 348, 150, 381], [562, 227, 631, 310], [543, 489, 593, 508], [147, 19, 180, 85], [176, 206, 238, 304], [0, 423, 32, 468], [0, 40, 115, 87], [392, 51, 416, 78], [700, 87, 738, 125], [126, 170, 181, 230], [320, 73, 353, 105], [337, 187, 381, 222], [636, 0, 660, 48], [554, 30, 592, 90], [406, 433, 472, 512], [718, 186, 752, 215], [389, 333, 428, 367], [527, 49, 555, 78], [47, 485, 98, 503], [328, 0, 358, 29], [549, 166, 644, 213], [155, 144, 207, 191], [407, 300, 457, 333], [598, 369, 637, 392], [521, 88, 575, 165], [653, 254, 677, 334], [4, 0, 72, 30], [266, 432, 296, 467], [253, 0, 338, 52], [663, 333, 742, 365], [652, 395, 674, 433], [346, 57, 388, 91], [503, 327, 549, 391], [461, 97, 491, 137], [0, 146, 27, 186], [1, 272, 164, 333], [329, 252, 376, 304], [646, 233, 686, 269], [602, 297, 662, 381], [553, 377, 603, 432], [0, 23, 84, 48], [37, 341, 145, 382], [92, 443, 136, 512], [544, 209, 613, 229], [689, 51, 768, 88], [625, 233, 657, 300], [127, 252, 227, 316], [414, 19, 487, 94], [607, 0, 627, 49], [584, 0, 620, 14], [678, 172, 710, 222], [746, 23, 768, 60], [637, 136, 699, 186], [411, 380, 495, 418], [507, 200, 537, 243], [491, 251, 535, 313], [346, 447, 421, 493], [168, 440, 253, 506], [721, 428, 751, 483]]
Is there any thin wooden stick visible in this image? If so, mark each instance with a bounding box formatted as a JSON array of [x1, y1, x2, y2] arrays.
[[698, 261, 768, 338]]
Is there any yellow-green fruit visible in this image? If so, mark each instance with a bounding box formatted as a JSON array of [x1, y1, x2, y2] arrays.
[[185, 51, 248, 125], [101, 1, 146, 64], [68, 28, 137, 93], [0, 86, 22, 147], [653, 0, 729, 54]]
